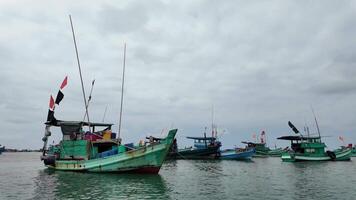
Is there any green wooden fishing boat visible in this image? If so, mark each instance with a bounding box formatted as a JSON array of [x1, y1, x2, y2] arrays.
[[278, 121, 351, 162], [350, 145, 356, 157], [277, 135, 351, 162], [41, 121, 177, 173], [241, 142, 285, 157]]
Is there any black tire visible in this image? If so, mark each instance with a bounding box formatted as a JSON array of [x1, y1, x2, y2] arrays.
[[326, 151, 336, 160]]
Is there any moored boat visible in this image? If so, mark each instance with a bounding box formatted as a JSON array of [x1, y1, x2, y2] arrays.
[[278, 121, 351, 162], [242, 131, 285, 157], [278, 135, 351, 162], [41, 120, 177, 173], [0, 145, 5, 154], [219, 147, 255, 160], [169, 136, 221, 159]]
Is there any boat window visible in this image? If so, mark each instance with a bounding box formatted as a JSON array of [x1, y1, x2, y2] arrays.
[[305, 148, 315, 153]]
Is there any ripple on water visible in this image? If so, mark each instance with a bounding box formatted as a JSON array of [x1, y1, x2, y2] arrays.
[[1, 153, 356, 200]]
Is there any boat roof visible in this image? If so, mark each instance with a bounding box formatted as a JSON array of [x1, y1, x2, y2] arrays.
[[186, 136, 216, 140], [146, 136, 163, 141], [45, 120, 113, 127], [241, 141, 264, 145], [277, 135, 321, 140]]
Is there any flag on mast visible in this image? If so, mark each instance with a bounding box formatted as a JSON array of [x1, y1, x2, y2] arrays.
[[46, 95, 56, 123], [55, 76, 68, 105], [338, 136, 344, 143], [260, 131, 266, 144]]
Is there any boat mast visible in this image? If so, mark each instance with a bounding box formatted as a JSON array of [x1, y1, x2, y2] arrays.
[[118, 43, 126, 139], [311, 106, 321, 140], [69, 15, 91, 129], [211, 105, 214, 138], [204, 127, 208, 148]]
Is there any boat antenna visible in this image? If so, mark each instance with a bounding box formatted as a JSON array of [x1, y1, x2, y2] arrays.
[[204, 127, 208, 148], [83, 79, 95, 122], [118, 43, 126, 139], [303, 117, 310, 137], [69, 15, 91, 129], [211, 105, 214, 138], [102, 105, 108, 122], [311, 105, 321, 140]]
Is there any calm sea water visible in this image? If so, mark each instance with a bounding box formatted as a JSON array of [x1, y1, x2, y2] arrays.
[[0, 152, 356, 200]]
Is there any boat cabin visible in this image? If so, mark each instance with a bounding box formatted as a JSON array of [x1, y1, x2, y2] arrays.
[[186, 136, 220, 149], [277, 135, 326, 155], [46, 120, 119, 160], [241, 142, 269, 152]]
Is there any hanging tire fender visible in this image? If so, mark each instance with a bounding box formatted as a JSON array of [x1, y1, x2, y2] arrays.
[[326, 151, 336, 160]]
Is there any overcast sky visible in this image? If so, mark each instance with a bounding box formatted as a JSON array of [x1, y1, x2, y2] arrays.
[[1, 0, 356, 149]]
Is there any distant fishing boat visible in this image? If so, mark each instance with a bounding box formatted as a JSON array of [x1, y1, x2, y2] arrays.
[[277, 121, 352, 162], [219, 147, 255, 160], [0, 145, 5, 154], [341, 144, 356, 157], [169, 136, 221, 159], [242, 131, 285, 157], [241, 142, 284, 157]]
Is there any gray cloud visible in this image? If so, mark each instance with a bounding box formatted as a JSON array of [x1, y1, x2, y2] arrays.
[[0, 0, 356, 149]]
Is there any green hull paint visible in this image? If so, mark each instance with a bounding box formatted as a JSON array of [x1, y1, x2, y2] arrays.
[[253, 148, 285, 157], [244, 142, 285, 157], [281, 148, 352, 162], [351, 148, 356, 157], [278, 135, 352, 162], [46, 129, 177, 173]]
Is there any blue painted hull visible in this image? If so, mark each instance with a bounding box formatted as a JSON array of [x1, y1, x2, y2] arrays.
[[220, 148, 255, 160]]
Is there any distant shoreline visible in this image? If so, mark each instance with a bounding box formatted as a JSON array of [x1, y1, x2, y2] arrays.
[[4, 149, 41, 153]]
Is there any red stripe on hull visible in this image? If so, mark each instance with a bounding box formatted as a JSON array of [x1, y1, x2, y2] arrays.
[[127, 166, 161, 174]]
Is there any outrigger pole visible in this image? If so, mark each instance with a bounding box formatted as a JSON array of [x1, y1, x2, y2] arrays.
[[83, 79, 95, 122], [102, 105, 108, 122], [69, 15, 91, 129], [211, 105, 214, 138], [118, 43, 126, 139]]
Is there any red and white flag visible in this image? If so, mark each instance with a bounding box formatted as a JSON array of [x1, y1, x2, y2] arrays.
[[47, 95, 56, 122], [338, 136, 344, 142], [49, 95, 55, 111], [60, 76, 68, 90], [55, 76, 68, 105], [260, 131, 266, 143]]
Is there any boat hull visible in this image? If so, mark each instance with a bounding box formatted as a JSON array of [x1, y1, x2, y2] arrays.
[[254, 148, 284, 157], [220, 148, 255, 160], [46, 129, 177, 174], [0, 146, 4, 155], [351, 148, 356, 157], [281, 148, 352, 162], [168, 145, 220, 159]]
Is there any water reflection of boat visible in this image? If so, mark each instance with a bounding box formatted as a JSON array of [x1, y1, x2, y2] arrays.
[[32, 169, 169, 199]]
